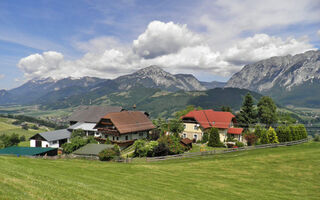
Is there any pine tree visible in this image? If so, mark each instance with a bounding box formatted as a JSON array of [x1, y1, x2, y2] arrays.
[[207, 128, 222, 147], [267, 127, 279, 143], [257, 96, 277, 127], [236, 93, 257, 130]]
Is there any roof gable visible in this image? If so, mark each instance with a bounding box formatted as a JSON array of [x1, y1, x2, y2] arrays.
[[98, 111, 155, 134], [30, 129, 71, 142]]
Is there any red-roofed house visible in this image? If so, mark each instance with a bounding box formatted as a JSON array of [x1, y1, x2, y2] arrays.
[[181, 109, 243, 143]]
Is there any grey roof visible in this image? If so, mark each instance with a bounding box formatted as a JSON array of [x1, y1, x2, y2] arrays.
[[73, 144, 114, 156], [30, 129, 71, 142], [68, 106, 122, 123], [68, 122, 97, 132]]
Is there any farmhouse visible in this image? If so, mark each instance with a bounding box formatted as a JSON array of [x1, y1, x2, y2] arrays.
[[181, 109, 243, 143], [68, 105, 122, 137], [94, 111, 155, 146], [30, 129, 71, 148]]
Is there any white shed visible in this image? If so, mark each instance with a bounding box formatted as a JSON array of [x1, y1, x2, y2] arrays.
[[29, 129, 71, 148]]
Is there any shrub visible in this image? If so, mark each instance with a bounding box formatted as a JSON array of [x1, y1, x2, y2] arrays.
[[314, 134, 320, 142], [226, 135, 236, 142], [0, 134, 20, 148], [62, 136, 88, 154], [207, 128, 224, 147], [244, 132, 257, 146], [267, 127, 279, 144], [133, 140, 147, 157], [296, 124, 308, 139], [167, 135, 186, 155], [260, 129, 269, 144], [289, 125, 299, 141], [254, 124, 265, 139], [19, 135, 26, 142], [153, 142, 169, 157], [201, 132, 209, 143], [276, 126, 290, 143], [71, 129, 85, 138], [235, 141, 245, 147], [133, 140, 159, 157], [98, 146, 120, 161]]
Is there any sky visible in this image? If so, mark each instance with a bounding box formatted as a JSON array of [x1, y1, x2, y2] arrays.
[[0, 0, 319, 90]]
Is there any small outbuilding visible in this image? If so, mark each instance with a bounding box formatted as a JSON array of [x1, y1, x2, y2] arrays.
[[180, 138, 193, 149], [0, 146, 58, 156], [30, 129, 71, 148]]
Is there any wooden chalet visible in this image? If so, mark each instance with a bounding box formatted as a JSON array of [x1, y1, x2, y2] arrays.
[[94, 111, 155, 147]]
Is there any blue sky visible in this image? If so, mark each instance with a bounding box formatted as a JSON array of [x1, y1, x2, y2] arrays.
[[0, 0, 319, 89]]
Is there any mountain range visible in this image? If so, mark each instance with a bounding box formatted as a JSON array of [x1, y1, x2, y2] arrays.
[[0, 66, 226, 107], [1, 49, 319, 118], [226, 50, 320, 107]]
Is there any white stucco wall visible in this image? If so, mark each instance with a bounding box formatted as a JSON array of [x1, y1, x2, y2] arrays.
[[30, 139, 36, 147]]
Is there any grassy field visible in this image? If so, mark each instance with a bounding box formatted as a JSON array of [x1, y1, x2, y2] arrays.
[[187, 143, 227, 153], [0, 142, 319, 200]]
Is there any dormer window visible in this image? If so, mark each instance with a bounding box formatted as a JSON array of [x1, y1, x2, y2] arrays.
[[194, 124, 199, 130]]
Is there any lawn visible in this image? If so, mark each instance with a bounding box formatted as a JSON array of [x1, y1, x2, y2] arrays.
[[0, 142, 319, 200], [187, 143, 227, 152]]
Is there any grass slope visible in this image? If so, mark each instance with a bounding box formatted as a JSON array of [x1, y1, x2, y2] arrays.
[[0, 142, 319, 200], [0, 117, 49, 145]]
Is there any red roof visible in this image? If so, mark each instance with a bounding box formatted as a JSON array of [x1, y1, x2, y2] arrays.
[[181, 109, 235, 129], [227, 128, 243, 135]]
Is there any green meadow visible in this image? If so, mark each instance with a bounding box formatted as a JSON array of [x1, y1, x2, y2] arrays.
[[0, 117, 50, 146], [0, 142, 319, 200]]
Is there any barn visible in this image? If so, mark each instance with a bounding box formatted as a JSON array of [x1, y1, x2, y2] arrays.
[[29, 129, 71, 148]]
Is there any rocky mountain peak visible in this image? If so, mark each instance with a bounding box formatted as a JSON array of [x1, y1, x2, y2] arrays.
[[134, 65, 171, 77], [226, 50, 320, 92]]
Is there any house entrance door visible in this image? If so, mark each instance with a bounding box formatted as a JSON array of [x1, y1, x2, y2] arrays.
[[36, 140, 42, 147]]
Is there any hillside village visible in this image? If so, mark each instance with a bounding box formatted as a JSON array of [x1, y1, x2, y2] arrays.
[[0, 93, 309, 160]]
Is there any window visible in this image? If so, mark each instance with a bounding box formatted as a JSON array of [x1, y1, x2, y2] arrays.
[[125, 135, 128, 140], [139, 132, 144, 137], [183, 133, 186, 138], [52, 140, 57, 144], [112, 136, 115, 141], [116, 137, 119, 141], [194, 134, 198, 140], [194, 125, 199, 130]]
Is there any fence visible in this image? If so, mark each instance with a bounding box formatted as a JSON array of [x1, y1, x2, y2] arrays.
[[124, 138, 309, 163]]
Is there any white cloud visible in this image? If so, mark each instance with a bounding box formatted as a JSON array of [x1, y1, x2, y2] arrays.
[[18, 51, 65, 79], [74, 36, 123, 53], [318, 30, 320, 37], [0, 74, 5, 79], [17, 21, 315, 81], [133, 21, 202, 59], [224, 34, 314, 65], [196, 0, 320, 49]]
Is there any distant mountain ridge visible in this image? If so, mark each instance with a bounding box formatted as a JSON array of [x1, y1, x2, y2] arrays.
[[0, 66, 225, 106], [226, 50, 320, 107], [114, 65, 206, 91]]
